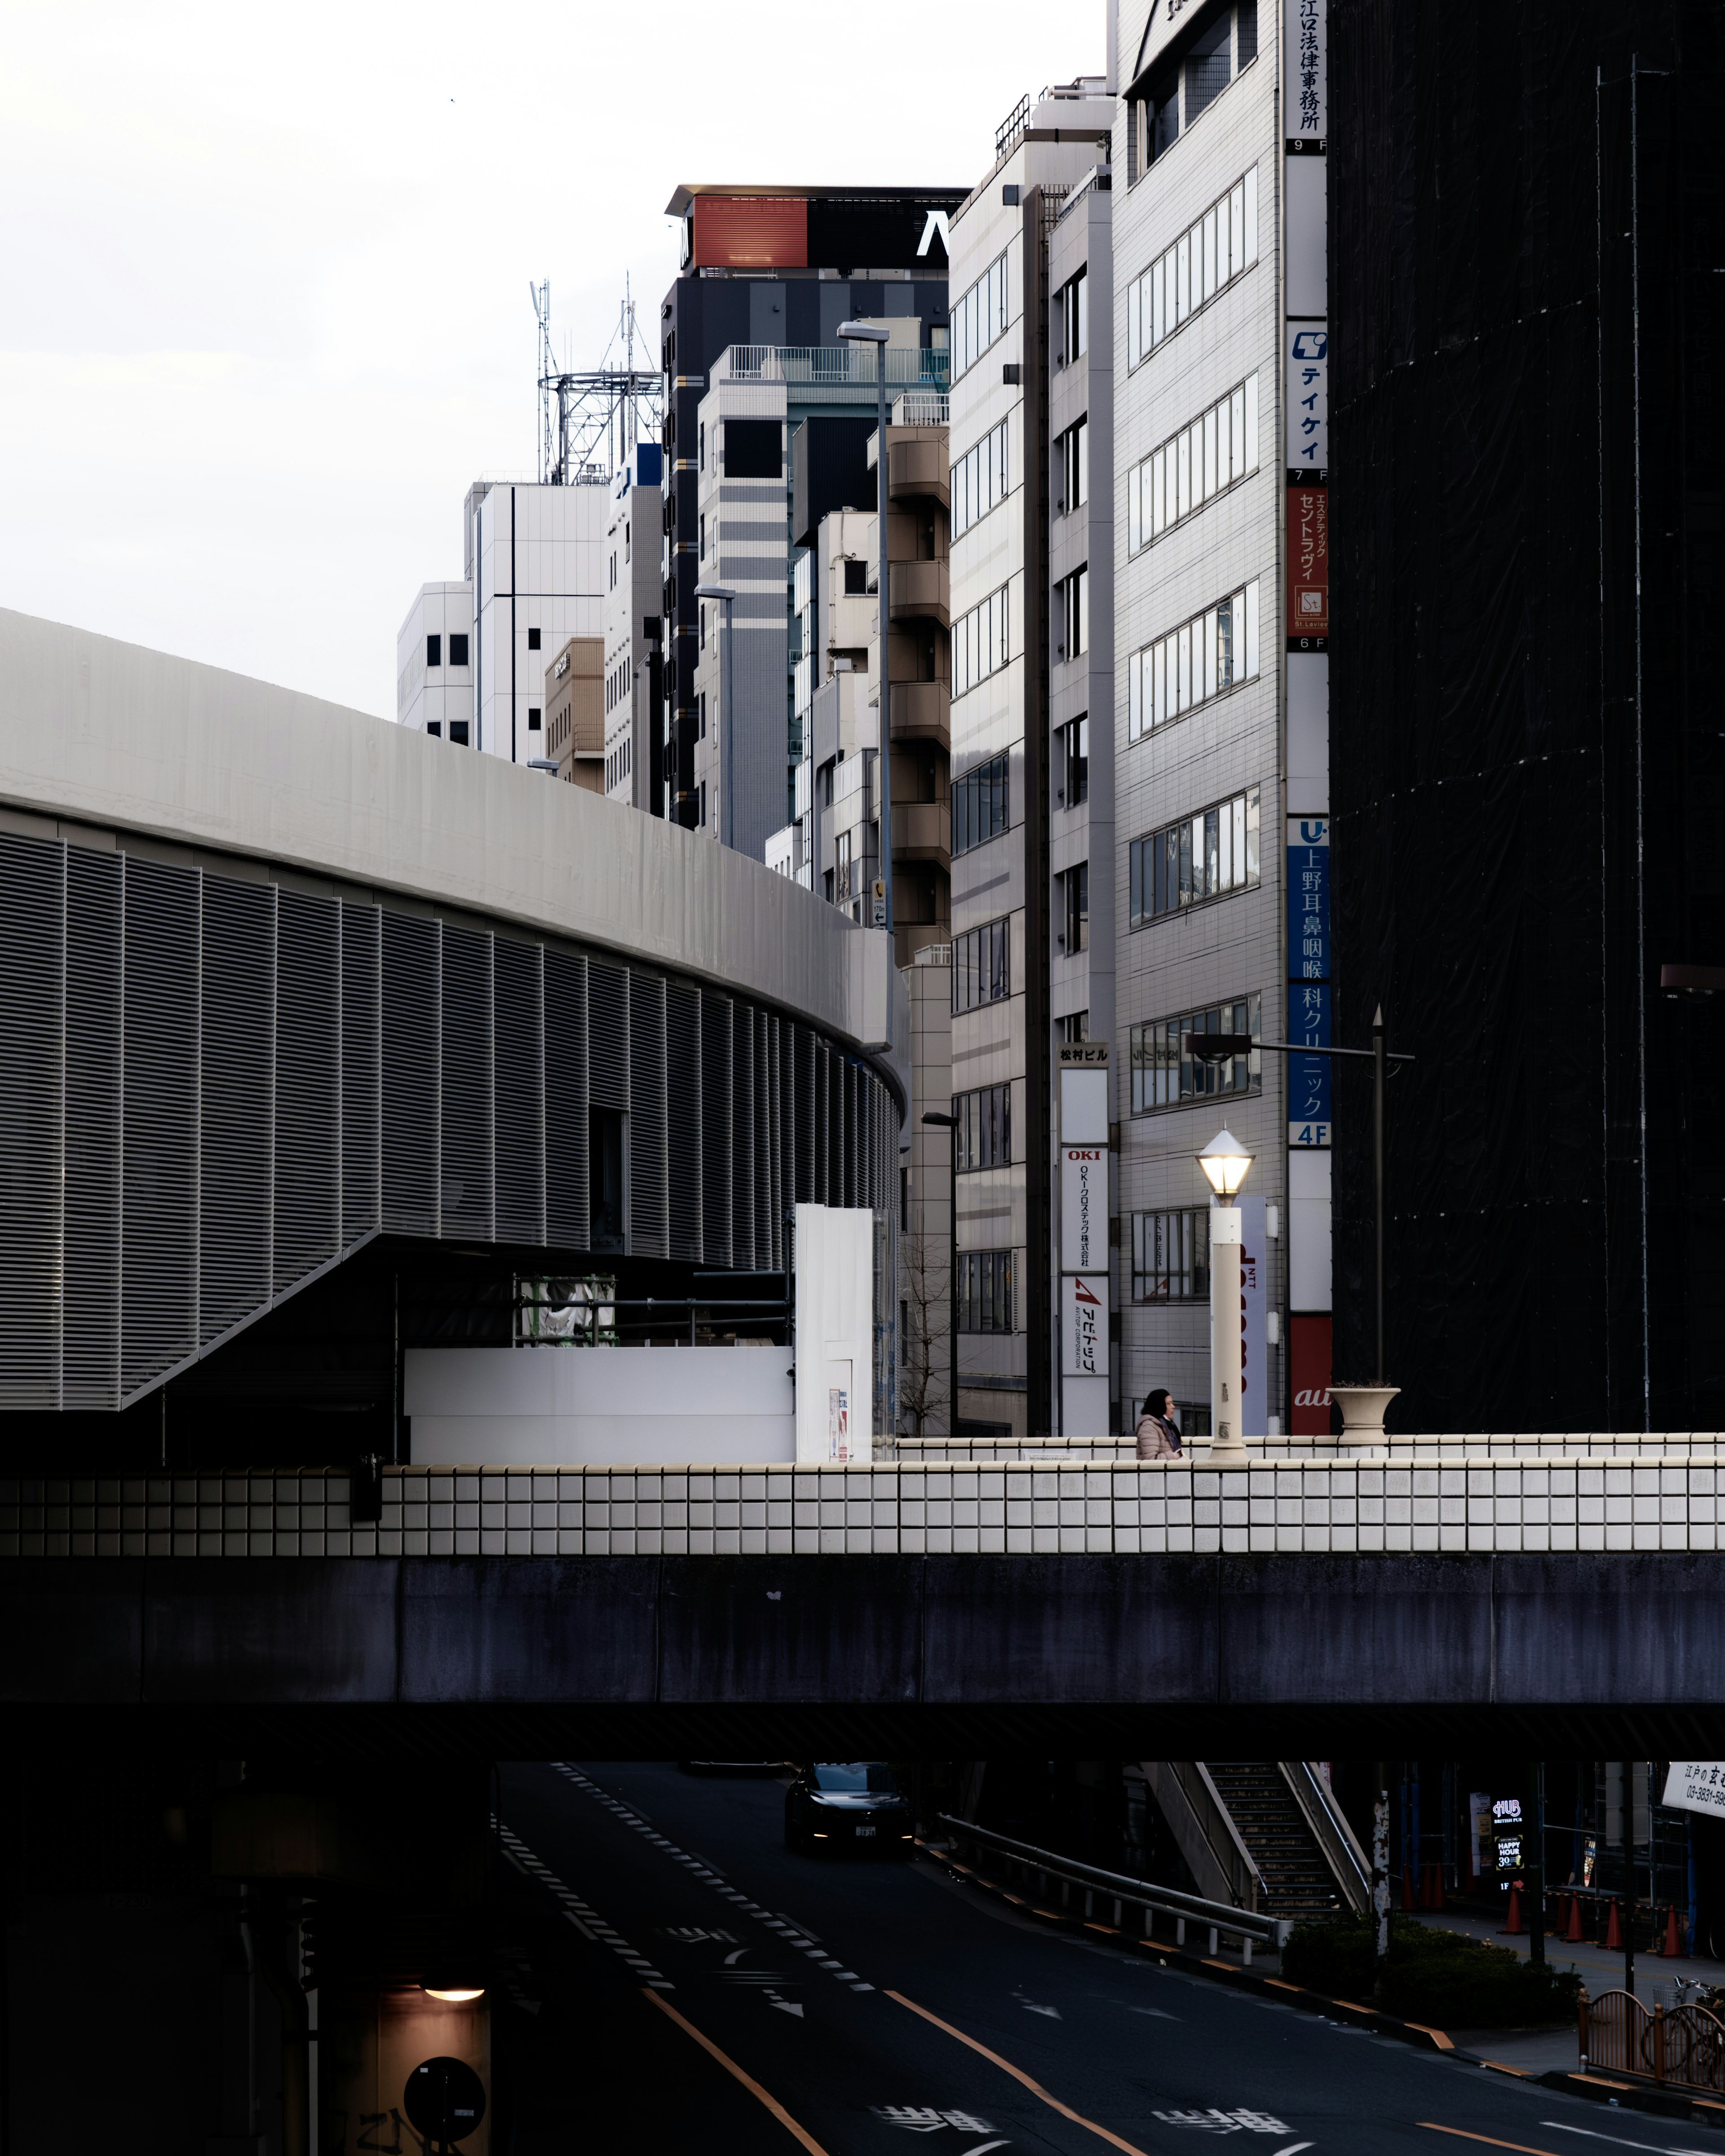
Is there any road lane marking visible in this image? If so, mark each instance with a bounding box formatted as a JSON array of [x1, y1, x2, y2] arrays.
[[641, 1988, 831, 2153], [888, 1990, 1153, 2156], [497, 1820, 672, 1987], [1541, 2125, 1718, 2154], [1420, 2128, 1566, 2154]]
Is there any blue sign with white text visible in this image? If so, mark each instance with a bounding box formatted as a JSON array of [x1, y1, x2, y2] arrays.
[[1288, 982, 1331, 1147], [1286, 817, 1330, 981]]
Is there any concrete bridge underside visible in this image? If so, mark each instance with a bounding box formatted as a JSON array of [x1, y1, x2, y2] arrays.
[[5, 1550, 1720, 1759]]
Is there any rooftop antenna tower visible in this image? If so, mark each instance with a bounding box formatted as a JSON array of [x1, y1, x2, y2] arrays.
[[533, 274, 663, 486]]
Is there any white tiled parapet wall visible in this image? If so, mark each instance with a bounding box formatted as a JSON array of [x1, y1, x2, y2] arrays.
[[3, 1450, 1724, 1560]]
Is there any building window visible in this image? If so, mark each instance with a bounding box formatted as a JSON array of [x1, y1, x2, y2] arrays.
[[1129, 378, 1259, 553], [1130, 0, 1259, 180], [952, 917, 1010, 1014], [957, 1250, 1013, 1333], [450, 720, 470, 747], [699, 421, 705, 471], [1131, 993, 1262, 1113], [1058, 266, 1088, 364], [835, 830, 854, 904], [954, 1083, 1011, 1172], [426, 633, 442, 667], [951, 751, 1009, 855], [527, 627, 541, 651], [844, 558, 868, 594], [1060, 862, 1089, 954], [1128, 583, 1260, 742], [1059, 716, 1088, 807], [1057, 416, 1088, 515], [699, 513, 706, 561], [1131, 1210, 1210, 1302], [1057, 1010, 1088, 1043], [699, 781, 707, 827], [528, 706, 541, 731], [724, 419, 783, 477], [951, 249, 1009, 381], [952, 417, 1010, 542], [700, 605, 706, 651], [449, 633, 469, 666], [1129, 787, 1261, 926], [698, 692, 707, 739], [953, 583, 1011, 699], [1057, 565, 1088, 662], [427, 721, 442, 738], [1127, 168, 1259, 367]]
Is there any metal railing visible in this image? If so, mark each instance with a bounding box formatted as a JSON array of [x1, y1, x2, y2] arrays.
[[1281, 1762, 1373, 1915], [935, 1814, 1292, 1965], [713, 346, 950, 389], [1581, 1988, 1725, 2092], [516, 1292, 788, 1349], [893, 392, 950, 426]]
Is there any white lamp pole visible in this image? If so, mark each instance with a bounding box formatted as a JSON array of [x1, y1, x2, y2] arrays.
[[836, 320, 893, 938], [694, 582, 736, 844], [1197, 1130, 1254, 1463]]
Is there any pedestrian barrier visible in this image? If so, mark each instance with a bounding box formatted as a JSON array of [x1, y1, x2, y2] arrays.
[[934, 1814, 1292, 1966], [1581, 1987, 1725, 2094]]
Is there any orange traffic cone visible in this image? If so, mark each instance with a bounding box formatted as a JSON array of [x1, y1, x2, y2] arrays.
[[1504, 1883, 1524, 1935], [1401, 1867, 1416, 1910], [1665, 1905, 1685, 1959], [1566, 1894, 1584, 1943], [1430, 1864, 1446, 1912], [1606, 1898, 1623, 1951]]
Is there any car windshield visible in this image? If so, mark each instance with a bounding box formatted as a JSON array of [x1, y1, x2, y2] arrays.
[[812, 1762, 899, 1794]]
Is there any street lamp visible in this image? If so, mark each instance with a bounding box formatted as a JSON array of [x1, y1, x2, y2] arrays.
[[694, 582, 736, 846], [526, 758, 558, 776], [1197, 1130, 1254, 1464], [921, 1109, 959, 1436], [836, 319, 893, 940]]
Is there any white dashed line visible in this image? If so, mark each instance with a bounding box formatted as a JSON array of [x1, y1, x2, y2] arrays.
[[496, 1819, 674, 1989], [550, 1763, 874, 1993]]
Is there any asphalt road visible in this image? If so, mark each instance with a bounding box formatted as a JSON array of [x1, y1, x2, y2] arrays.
[[491, 1761, 1704, 2155]]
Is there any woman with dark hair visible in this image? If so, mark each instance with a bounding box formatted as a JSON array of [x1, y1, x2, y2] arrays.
[[1135, 1387, 1182, 1460]]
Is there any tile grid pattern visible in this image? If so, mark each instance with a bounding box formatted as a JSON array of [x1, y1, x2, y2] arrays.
[[3, 1458, 1724, 1560]]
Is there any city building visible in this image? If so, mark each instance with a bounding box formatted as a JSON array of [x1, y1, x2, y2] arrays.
[[659, 185, 967, 839], [397, 479, 608, 760], [544, 633, 604, 790], [1110, 0, 1312, 1435], [943, 81, 1116, 1437], [603, 443, 664, 809]]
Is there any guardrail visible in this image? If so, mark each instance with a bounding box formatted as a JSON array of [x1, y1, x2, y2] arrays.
[[1581, 1986, 1725, 2092], [935, 1813, 1292, 1964], [1282, 1761, 1373, 1915]]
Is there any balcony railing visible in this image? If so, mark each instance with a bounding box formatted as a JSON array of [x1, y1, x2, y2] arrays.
[[713, 345, 951, 390], [893, 392, 950, 426]]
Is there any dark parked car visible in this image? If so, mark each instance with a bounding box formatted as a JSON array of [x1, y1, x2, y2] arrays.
[[784, 1762, 913, 1856]]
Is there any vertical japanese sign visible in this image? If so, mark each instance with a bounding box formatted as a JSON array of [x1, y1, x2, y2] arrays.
[[1286, 817, 1330, 981], [1285, 325, 1328, 476], [1061, 1275, 1109, 1378], [1286, 486, 1329, 645], [1288, 981, 1331, 1146], [1062, 1147, 1107, 1271], [1058, 1043, 1111, 1435], [1283, 0, 1326, 144], [1238, 1193, 1266, 1437]]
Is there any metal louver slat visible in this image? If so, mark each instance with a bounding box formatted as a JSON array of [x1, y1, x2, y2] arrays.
[[274, 887, 340, 1297], [734, 1006, 755, 1270], [666, 981, 701, 1261], [794, 1026, 816, 1205], [844, 1059, 858, 1210], [755, 1015, 772, 1268], [121, 854, 200, 1396], [381, 911, 439, 1236], [544, 947, 588, 1250], [700, 992, 732, 1268], [64, 845, 121, 1409], [0, 833, 65, 1407], [587, 960, 628, 1110], [199, 875, 274, 1345], [441, 926, 494, 1241], [341, 903, 381, 1246], [828, 1045, 844, 1208], [628, 973, 668, 1259], [493, 938, 544, 1246]]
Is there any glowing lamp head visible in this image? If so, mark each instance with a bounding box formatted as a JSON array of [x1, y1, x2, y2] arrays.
[[1197, 1130, 1253, 1199], [421, 1979, 486, 2003]]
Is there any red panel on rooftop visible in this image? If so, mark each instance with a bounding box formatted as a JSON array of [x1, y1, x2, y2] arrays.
[[693, 196, 809, 269]]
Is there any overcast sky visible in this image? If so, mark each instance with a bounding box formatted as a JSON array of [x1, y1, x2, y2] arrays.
[[1, 1, 1104, 719]]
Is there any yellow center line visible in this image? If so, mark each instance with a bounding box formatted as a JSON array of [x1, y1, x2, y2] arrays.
[[888, 1988, 1152, 2156], [641, 1988, 832, 2156], [1418, 2124, 1566, 2155]]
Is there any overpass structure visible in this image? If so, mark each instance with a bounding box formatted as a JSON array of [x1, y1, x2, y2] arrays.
[[0, 608, 903, 1431]]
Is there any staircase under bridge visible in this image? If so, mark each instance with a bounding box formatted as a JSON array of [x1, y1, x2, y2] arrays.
[[1144, 1761, 1372, 1926]]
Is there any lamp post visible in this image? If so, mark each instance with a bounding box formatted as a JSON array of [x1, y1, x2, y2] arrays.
[[1196, 1130, 1254, 1463], [836, 319, 893, 939], [694, 581, 736, 845], [921, 1109, 959, 1436]]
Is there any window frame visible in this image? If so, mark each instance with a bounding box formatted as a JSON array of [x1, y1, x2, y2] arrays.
[[1130, 992, 1263, 1115], [1128, 786, 1262, 928]]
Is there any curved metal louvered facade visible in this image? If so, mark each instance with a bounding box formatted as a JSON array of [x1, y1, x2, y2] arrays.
[[0, 826, 898, 1412]]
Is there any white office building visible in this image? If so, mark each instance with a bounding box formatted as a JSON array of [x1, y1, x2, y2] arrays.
[[603, 445, 665, 808]]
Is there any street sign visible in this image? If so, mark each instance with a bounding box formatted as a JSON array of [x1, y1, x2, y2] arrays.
[[871, 877, 886, 928], [405, 2057, 487, 2145]]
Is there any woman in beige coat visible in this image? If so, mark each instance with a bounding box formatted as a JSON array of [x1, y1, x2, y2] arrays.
[[1135, 1387, 1182, 1460]]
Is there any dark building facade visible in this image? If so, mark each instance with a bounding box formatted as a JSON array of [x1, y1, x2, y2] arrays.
[[1329, 0, 1725, 1427], [657, 184, 966, 831]]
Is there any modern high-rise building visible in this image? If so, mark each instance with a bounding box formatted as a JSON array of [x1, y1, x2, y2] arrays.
[[1109, 0, 1324, 1436], [943, 82, 1116, 1438], [602, 444, 664, 809], [396, 480, 608, 760], [658, 185, 967, 842]]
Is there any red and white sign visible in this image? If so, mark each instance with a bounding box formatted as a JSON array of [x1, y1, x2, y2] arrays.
[[1289, 1312, 1332, 1435], [1061, 1274, 1109, 1380], [1286, 485, 1329, 641], [1061, 1146, 1107, 1272]]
